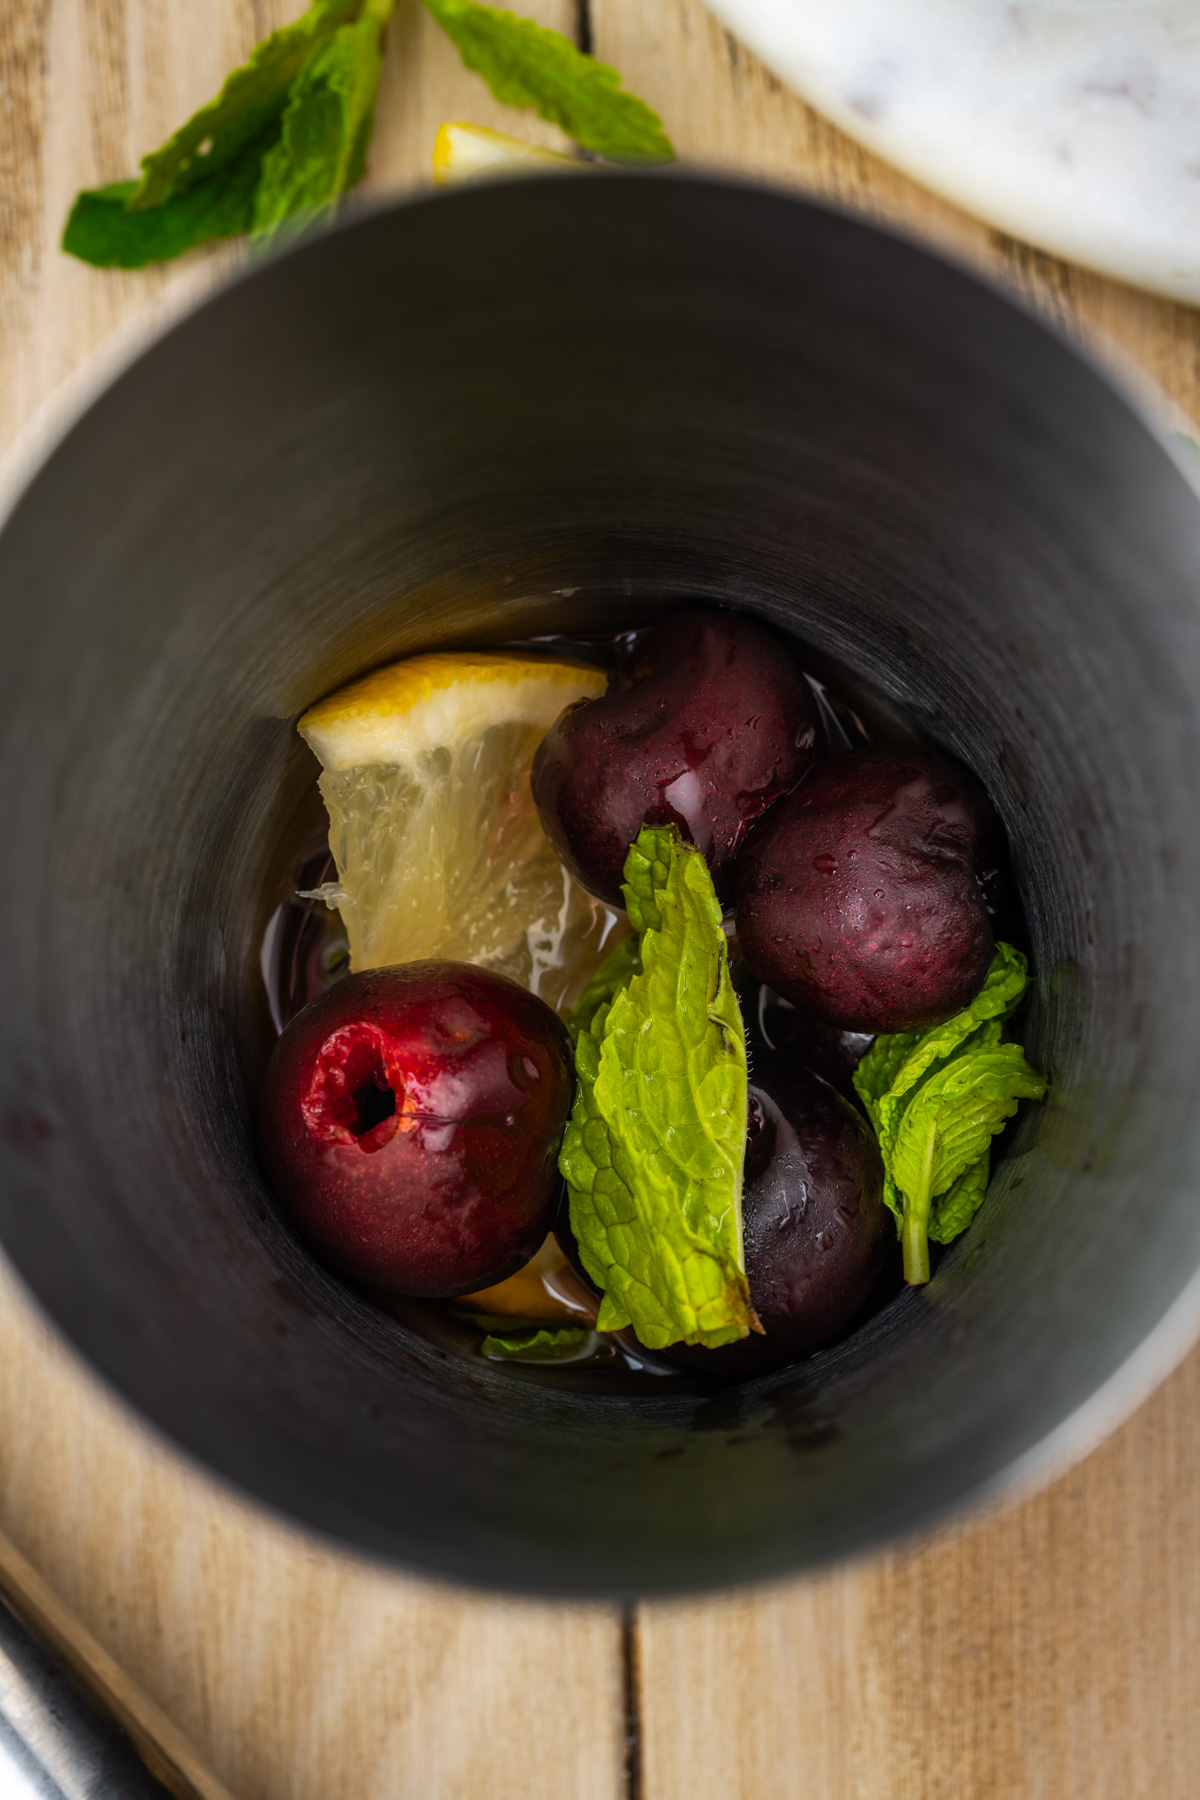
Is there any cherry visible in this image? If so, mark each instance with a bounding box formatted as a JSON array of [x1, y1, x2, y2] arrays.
[[531, 608, 818, 905], [741, 973, 874, 1101], [668, 1061, 891, 1378], [734, 746, 1002, 1033], [257, 963, 574, 1297]]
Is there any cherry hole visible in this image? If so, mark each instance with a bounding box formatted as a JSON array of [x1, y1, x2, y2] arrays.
[[352, 1080, 396, 1137], [302, 1025, 401, 1149]]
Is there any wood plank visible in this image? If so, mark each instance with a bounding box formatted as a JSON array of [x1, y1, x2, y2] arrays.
[[585, 2, 1200, 1794], [634, 1356, 1200, 1799], [0, 4, 625, 1799]]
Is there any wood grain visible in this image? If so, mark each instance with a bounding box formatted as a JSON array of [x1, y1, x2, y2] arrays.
[[1, 1, 1199, 1796], [634, 1358, 1200, 1799]]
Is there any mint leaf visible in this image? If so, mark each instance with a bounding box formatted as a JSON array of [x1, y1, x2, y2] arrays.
[[853, 942, 1046, 1284], [566, 932, 640, 1046], [903, 1048, 1038, 1185], [253, 0, 394, 248], [878, 942, 1028, 1125], [876, 1015, 1004, 1163], [62, 126, 276, 268], [622, 826, 673, 933], [881, 1172, 904, 1230], [559, 825, 755, 1351], [930, 1151, 990, 1245], [61, 0, 383, 267], [481, 1324, 594, 1361], [853, 1030, 919, 1133], [130, 0, 358, 209], [890, 1039, 1046, 1270], [422, 0, 675, 162]]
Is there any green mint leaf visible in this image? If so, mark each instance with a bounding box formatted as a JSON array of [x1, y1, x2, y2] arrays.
[[891, 1043, 1045, 1202], [852, 942, 1046, 1282], [853, 1030, 920, 1132], [929, 1151, 990, 1245], [481, 1324, 594, 1361], [61, 0, 372, 267], [130, 0, 358, 210], [621, 826, 673, 933], [559, 1014, 632, 1332], [62, 125, 276, 268], [559, 825, 754, 1350], [876, 1016, 1003, 1160], [890, 1040, 1046, 1282], [252, 0, 394, 248], [421, 0, 675, 162], [566, 931, 640, 1046]]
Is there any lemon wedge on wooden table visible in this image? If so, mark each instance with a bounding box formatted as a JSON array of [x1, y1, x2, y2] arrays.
[[299, 652, 619, 1016], [432, 122, 580, 187]]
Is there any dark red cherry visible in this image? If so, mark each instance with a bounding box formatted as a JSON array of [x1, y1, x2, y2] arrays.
[[741, 973, 874, 1101], [734, 746, 1002, 1033], [669, 1061, 891, 1378], [531, 608, 819, 905], [257, 963, 574, 1297]]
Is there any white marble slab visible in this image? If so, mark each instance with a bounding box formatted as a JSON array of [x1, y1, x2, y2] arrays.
[[706, 0, 1200, 304]]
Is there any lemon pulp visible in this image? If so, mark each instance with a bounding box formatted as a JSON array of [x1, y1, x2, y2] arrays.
[[299, 651, 621, 1017]]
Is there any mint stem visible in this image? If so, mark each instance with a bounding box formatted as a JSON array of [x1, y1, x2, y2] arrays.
[[902, 1208, 931, 1284], [901, 1133, 935, 1285]]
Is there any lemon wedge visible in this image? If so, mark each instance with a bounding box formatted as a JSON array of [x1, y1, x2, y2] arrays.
[[299, 651, 620, 1015], [432, 122, 579, 187]]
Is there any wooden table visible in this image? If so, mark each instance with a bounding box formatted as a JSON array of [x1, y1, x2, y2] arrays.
[[2, 4, 1200, 1796]]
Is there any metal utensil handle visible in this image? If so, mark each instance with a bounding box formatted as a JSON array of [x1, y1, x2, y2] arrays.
[[0, 1596, 174, 1798]]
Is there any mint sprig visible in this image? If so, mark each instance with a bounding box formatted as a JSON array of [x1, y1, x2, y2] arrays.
[[63, 0, 369, 267], [62, 0, 673, 268], [559, 826, 756, 1352], [131, 0, 359, 210], [422, 0, 674, 162], [853, 943, 1047, 1284], [252, 0, 393, 248]]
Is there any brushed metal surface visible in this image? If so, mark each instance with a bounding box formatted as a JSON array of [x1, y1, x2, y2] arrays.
[[1, 174, 1199, 1595]]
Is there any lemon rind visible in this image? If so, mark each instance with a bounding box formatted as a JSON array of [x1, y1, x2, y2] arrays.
[[432, 121, 579, 188], [299, 652, 606, 771]]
